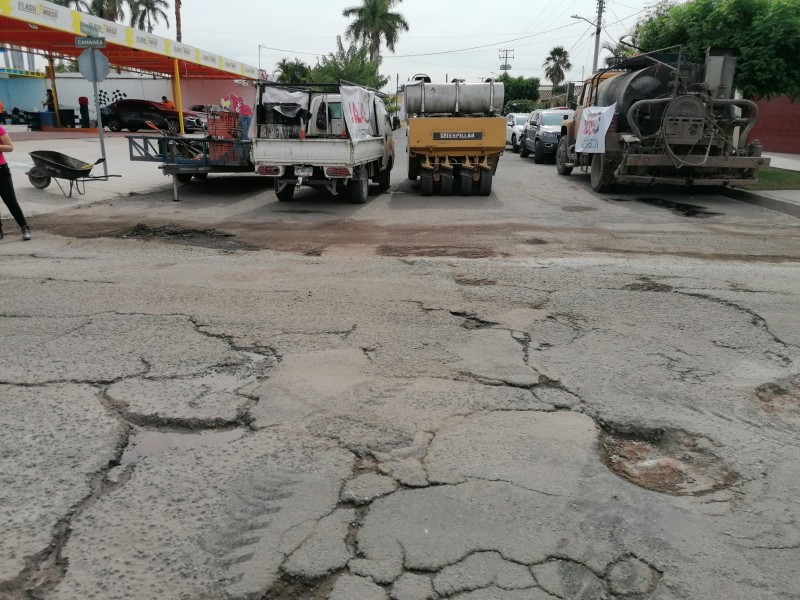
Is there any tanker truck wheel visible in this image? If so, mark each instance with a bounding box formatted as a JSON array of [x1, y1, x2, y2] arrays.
[[419, 169, 434, 196], [556, 137, 573, 176], [478, 170, 493, 196], [460, 171, 473, 196], [590, 154, 616, 193]]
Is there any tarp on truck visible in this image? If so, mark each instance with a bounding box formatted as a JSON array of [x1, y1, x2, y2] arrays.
[[341, 85, 376, 143]]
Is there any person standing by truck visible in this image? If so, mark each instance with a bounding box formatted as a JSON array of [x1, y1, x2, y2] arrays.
[[0, 125, 32, 240]]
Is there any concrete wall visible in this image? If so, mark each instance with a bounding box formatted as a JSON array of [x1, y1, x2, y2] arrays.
[[750, 96, 800, 154], [0, 75, 46, 113]]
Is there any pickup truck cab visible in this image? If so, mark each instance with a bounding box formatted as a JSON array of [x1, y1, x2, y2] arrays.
[[251, 84, 395, 203]]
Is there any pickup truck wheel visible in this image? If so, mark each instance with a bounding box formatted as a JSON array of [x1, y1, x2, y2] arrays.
[[350, 167, 369, 203], [478, 170, 493, 196], [533, 140, 544, 164], [459, 171, 473, 196], [375, 164, 391, 192], [519, 137, 530, 158], [276, 184, 295, 202], [440, 172, 453, 196], [419, 169, 434, 196], [590, 154, 616, 193], [511, 135, 519, 153], [556, 137, 573, 176]]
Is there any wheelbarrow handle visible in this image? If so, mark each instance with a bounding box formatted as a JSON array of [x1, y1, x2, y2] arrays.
[[94, 158, 106, 165]]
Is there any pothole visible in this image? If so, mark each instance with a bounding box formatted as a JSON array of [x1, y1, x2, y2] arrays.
[[561, 205, 598, 212], [449, 311, 499, 329], [117, 223, 254, 251], [377, 245, 494, 259], [600, 429, 738, 496], [623, 278, 674, 292], [522, 237, 548, 245], [263, 573, 341, 600], [635, 197, 723, 218], [455, 277, 497, 286], [755, 375, 800, 417], [120, 428, 246, 465]]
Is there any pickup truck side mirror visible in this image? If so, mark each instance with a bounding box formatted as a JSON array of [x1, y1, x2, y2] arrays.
[[568, 101, 577, 110], [391, 116, 400, 130]]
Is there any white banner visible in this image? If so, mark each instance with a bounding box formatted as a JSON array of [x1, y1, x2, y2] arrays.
[[341, 85, 376, 143], [575, 103, 616, 153]]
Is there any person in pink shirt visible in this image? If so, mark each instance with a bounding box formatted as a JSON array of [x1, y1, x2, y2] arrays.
[[0, 124, 32, 240]]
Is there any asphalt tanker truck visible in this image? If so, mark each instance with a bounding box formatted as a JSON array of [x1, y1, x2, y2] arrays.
[[556, 49, 770, 192], [405, 76, 505, 196]]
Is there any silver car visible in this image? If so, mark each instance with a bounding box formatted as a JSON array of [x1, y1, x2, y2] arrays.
[[505, 113, 531, 154]]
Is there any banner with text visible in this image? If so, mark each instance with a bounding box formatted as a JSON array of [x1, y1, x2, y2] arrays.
[[575, 103, 616, 153], [341, 85, 376, 143]]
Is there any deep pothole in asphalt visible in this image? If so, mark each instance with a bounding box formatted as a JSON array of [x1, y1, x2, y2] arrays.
[[377, 244, 495, 259], [455, 276, 497, 286], [755, 375, 800, 418], [600, 429, 738, 496], [634, 197, 724, 218], [117, 223, 255, 251]]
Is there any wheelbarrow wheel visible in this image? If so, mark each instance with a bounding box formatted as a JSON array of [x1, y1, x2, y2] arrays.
[[28, 168, 51, 189]]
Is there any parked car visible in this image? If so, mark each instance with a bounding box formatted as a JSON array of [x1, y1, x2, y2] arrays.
[[505, 112, 531, 153], [520, 107, 575, 163], [100, 99, 204, 133]]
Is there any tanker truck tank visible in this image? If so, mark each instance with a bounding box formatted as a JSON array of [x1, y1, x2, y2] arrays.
[[404, 81, 504, 116]]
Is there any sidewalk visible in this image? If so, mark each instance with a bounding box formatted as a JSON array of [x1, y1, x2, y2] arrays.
[[733, 152, 800, 218]]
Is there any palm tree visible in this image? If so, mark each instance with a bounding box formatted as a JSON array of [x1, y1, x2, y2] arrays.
[[543, 46, 572, 89], [601, 41, 634, 67], [53, 0, 92, 11], [174, 0, 182, 42], [89, 0, 128, 21], [129, 0, 169, 32], [275, 58, 310, 84], [342, 0, 409, 62]]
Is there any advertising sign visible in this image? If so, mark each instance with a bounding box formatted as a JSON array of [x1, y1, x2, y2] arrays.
[[341, 85, 376, 143], [575, 103, 617, 153]]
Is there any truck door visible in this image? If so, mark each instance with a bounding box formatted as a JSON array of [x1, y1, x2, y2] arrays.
[[375, 98, 393, 167]]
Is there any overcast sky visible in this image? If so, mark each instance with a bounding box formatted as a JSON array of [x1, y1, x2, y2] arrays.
[[150, 0, 653, 89]]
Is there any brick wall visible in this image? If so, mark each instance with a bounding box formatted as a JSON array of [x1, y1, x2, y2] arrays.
[[749, 96, 800, 154]]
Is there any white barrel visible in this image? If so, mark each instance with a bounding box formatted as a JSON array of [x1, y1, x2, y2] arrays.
[[404, 81, 504, 115]]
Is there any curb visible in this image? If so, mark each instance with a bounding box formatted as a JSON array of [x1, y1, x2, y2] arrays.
[[723, 188, 800, 219]]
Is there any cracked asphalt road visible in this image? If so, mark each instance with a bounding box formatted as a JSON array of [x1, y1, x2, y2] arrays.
[[1, 136, 799, 599]]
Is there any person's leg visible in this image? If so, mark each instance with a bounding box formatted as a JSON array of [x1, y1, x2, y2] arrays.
[[0, 164, 30, 236]]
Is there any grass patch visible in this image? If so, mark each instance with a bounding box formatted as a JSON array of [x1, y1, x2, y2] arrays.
[[750, 167, 800, 190]]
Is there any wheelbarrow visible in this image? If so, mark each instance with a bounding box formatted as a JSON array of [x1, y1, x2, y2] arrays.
[[26, 151, 120, 198]]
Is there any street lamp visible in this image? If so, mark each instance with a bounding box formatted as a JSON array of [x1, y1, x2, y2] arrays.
[[571, 14, 601, 75]]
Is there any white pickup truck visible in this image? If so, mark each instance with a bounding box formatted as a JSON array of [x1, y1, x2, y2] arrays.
[[251, 83, 395, 203]]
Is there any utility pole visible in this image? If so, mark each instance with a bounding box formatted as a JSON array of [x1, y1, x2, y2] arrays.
[[499, 48, 514, 73], [592, 0, 604, 75]]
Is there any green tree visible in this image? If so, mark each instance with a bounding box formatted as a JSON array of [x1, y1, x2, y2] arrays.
[[343, 0, 409, 62], [129, 0, 169, 32], [52, 0, 92, 11], [543, 46, 571, 88], [499, 73, 541, 107], [308, 36, 389, 89], [88, 0, 128, 21], [636, 0, 800, 98], [601, 41, 634, 67], [276, 58, 311, 84]]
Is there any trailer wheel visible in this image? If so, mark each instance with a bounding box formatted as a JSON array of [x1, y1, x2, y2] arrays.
[[459, 171, 473, 196], [556, 137, 573, 176], [176, 173, 193, 183], [440, 171, 453, 196], [478, 170, 493, 196], [533, 140, 544, 164], [350, 166, 369, 203], [590, 154, 616, 193], [193, 173, 208, 180], [419, 169, 434, 196], [276, 184, 295, 202], [27, 168, 51, 189]]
